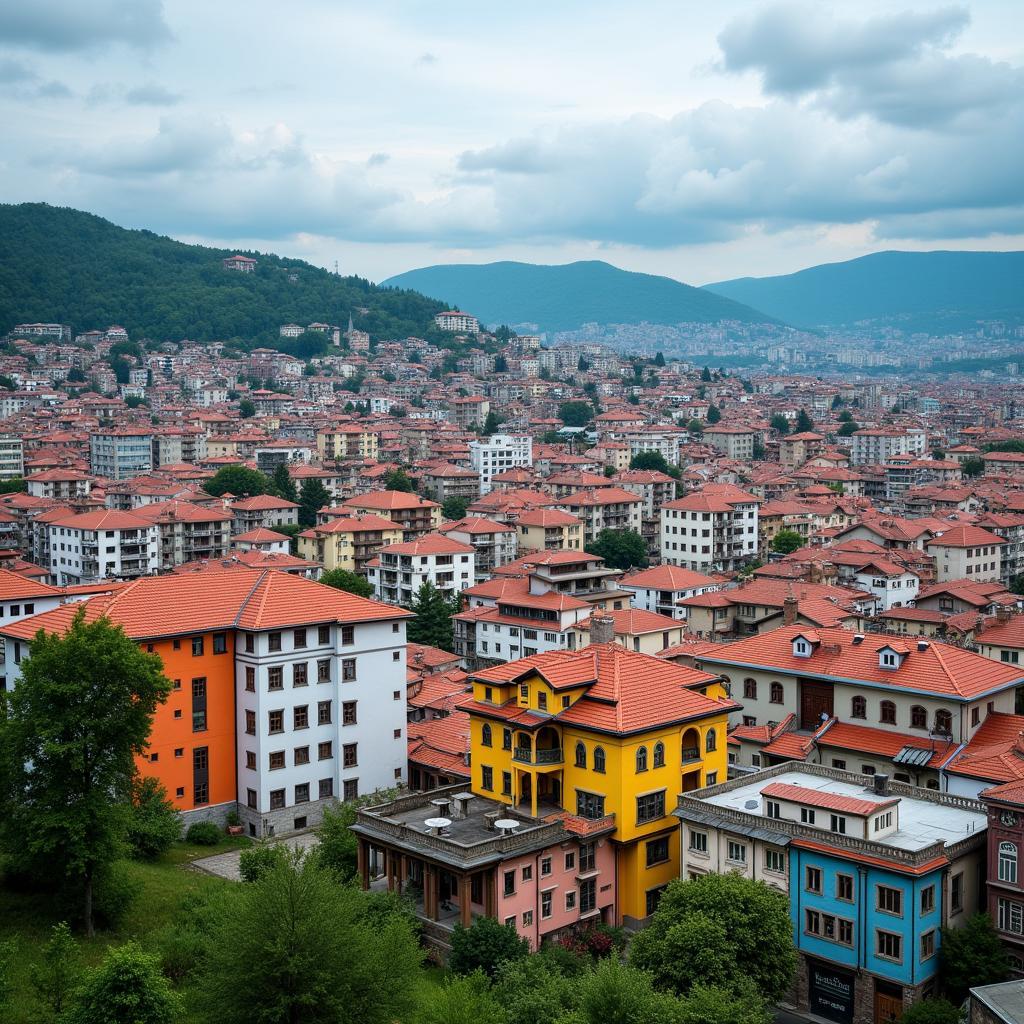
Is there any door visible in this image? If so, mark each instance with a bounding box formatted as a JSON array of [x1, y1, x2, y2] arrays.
[[801, 680, 834, 730], [874, 981, 903, 1023]]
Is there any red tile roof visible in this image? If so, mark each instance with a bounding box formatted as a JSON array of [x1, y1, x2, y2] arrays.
[[761, 781, 898, 817], [947, 713, 1024, 784]]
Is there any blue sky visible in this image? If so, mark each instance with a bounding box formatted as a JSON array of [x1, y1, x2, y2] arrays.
[[1, 0, 1022, 284]]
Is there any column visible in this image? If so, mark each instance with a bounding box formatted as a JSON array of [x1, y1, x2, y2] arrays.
[[357, 838, 369, 890], [484, 868, 496, 917], [459, 873, 473, 927], [531, 772, 538, 818]]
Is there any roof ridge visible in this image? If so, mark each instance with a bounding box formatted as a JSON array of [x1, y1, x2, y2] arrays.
[[233, 568, 271, 628]]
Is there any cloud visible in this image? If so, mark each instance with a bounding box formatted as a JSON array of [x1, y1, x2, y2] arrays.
[[79, 116, 233, 175], [416, 52, 437, 65], [0, 56, 71, 98], [366, 152, 390, 167], [0, 0, 172, 52], [125, 83, 182, 106], [717, 3, 1022, 126], [0, 57, 36, 83]]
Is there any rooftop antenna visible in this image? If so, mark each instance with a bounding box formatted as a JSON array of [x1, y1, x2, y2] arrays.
[[333, 260, 340, 276]]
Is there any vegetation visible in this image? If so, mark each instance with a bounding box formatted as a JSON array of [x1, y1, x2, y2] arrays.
[[961, 455, 985, 477], [449, 917, 529, 979], [318, 568, 374, 599], [204, 465, 270, 497], [837, 420, 860, 437], [558, 401, 594, 428], [898, 999, 963, 1024], [65, 942, 180, 1024], [270, 462, 298, 502], [630, 451, 672, 474], [126, 779, 182, 861], [28, 921, 81, 1018], [770, 529, 803, 555], [298, 478, 331, 528], [442, 495, 471, 521], [769, 413, 789, 434], [406, 580, 458, 651], [939, 913, 1010, 1003], [183, 822, 221, 847], [706, 403, 721, 424], [382, 468, 415, 492], [587, 529, 648, 571]]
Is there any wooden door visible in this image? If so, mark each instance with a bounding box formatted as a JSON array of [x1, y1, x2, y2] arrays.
[[801, 680, 834, 730], [874, 987, 903, 1023]]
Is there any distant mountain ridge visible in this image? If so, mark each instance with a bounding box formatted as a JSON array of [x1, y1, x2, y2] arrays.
[[0, 203, 447, 344], [704, 250, 1024, 332], [381, 260, 775, 333]]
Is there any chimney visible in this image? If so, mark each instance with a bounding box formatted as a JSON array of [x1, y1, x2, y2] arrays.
[[873, 773, 890, 796], [590, 612, 616, 645], [998, 604, 1012, 624], [917, 640, 929, 652], [975, 614, 985, 637], [783, 595, 798, 625]]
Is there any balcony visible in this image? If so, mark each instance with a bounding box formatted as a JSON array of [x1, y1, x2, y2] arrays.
[[513, 746, 563, 765], [681, 747, 700, 765]]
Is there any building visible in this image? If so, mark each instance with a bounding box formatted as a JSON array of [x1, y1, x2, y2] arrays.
[[676, 763, 987, 1023], [223, 254, 258, 272], [569, 608, 688, 655], [417, 463, 480, 505], [660, 484, 761, 572], [134, 500, 234, 571], [298, 514, 404, 574], [316, 424, 380, 462], [89, 428, 154, 480], [851, 429, 927, 466], [469, 434, 533, 495], [438, 517, 517, 579], [0, 569, 411, 833], [926, 525, 1006, 583], [979, 775, 1024, 975], [619, 564, 721, 620], [231, 495, 300, 533], [340, 491, 442, 540], [515, 508, 583, 552], [368, 534, 476, 607], [0, 436, 24, 480], [703, 424, 756, 460], [47, 509, 160, 584], [434, 311, 479, 333], [451, 395, 490, 430], [553, 487, 644, 547]]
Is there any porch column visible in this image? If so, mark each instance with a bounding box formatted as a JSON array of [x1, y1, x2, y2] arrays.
[[484, 868, 496, 917], [459, 873, 473, 927], [396, 854, 406, 895], [531, 773, 538, 818], [357, 838, 369, 890], [424, 864, 439, 921]]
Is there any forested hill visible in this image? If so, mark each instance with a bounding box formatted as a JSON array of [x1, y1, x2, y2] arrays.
[[0, 203, 448, 344]]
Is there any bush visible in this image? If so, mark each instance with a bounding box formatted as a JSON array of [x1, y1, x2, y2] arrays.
[[154, 923, 207, 984], [238, 844, 288, 884], [449, 916, 529, 979], [58, 863, 141, 931], [63, 942, 180, 1024], [899, 998, 963, 1024], [185, 821, 221, 846], [126, 778, 182, 860]]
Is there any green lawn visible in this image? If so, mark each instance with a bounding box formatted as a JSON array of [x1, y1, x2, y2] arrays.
[[0, 836, 247, 1023]]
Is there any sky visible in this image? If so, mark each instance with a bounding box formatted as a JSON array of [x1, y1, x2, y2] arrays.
[[1, 0, 1022, 285]]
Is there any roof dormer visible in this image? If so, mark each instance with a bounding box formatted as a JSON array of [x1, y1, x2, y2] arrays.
[[792, 631, 820, 658], [877, 643, 908, 670]]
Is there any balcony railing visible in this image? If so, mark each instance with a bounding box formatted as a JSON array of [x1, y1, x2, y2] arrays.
[[681, 747, 700, 764], [513, 746, 563, 765]]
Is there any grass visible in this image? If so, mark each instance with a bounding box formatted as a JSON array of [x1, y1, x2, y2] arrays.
[[0, 835, 246, 1023]]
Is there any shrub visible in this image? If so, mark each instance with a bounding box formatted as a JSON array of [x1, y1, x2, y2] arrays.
[[899, 998, 963, 1024], [58, 863, 141, 931], [238, 844, 288, 884], [185, 821, 221, 846], [126, 778, 182, 860], [154, 923, 207, 984], [449, 916, 529, 979], [63, 942, 180, 1024]]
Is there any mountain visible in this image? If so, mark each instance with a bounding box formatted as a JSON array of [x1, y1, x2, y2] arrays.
[[381, 260, 774, 332], [0, 203, 447, 344], [704, 250, 1024, 333]]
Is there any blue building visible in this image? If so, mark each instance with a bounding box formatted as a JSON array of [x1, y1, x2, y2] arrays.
[[675, 763, 988, 1024]]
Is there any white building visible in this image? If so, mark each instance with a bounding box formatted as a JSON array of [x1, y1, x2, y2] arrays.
[[89, 428, 154, 480], [660, 484, 761, 572], [0, 436, 24, 480], [926, 525, 1006, 584], [619, 564, 722, 620], [469, 434, 533, 495], [47, 509, 160, 585], [368, 534, 476, 607], [434, 310, 480, 333], [851, 428, 927, 466]]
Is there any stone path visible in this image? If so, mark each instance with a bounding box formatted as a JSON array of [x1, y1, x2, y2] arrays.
[[191, 831, 320, 881]]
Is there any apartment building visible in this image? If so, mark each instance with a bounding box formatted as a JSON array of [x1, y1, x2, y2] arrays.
[[0, 436, 24, 480], [0, 569, 411, 834], [438, 517, 517, 579], [660, 484, 761, 572], [134, 500, 233, 571], [552, 486, 643, 547], [451, 395, 490, 430], [780, 431, 826, 469], [89, 428, 154, 480], [703, 424, 757, 460], [417, 463, 480, 505], [316, 424, 380, 461], [980, 779, 1024, 973], [469, 434, 533, 495], [25, 468, 92, 501], [514, 508, 584, 552], [368, 534, 475, 607], [434, 310, 479, 333], [230, 495, 300, 533], [298, 514, 404, 574], [619, 564, 721, 620], [850, 429, 926, 466], [341, 491, 442, 540], [925, 525, 1005, 583], [47, 509, 160, 584]]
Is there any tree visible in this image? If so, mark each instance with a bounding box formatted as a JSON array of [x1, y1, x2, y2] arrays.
[[769, 413, 790, 434], [630, 873, 796, 1002], [65, 943, 179, 1024], [1010, 574, 1024, 596], [700, 366, 712, 382], [752, 438, 766, 461], [795, 408, 814, 432], [831, 394, 844, 409], [939, 913, 1010, 1003], [298, 478, 332, 528], [686, 419, 704, 436], [493, 952, 580, 1024], [449, 917, 529, 979], [558, 401, 593, 428], [932, 448, 946, 461], [677, 983, 771, 1024], [706, 404, 721, 424], [126, 777, 182, 860], [0, 610, 172, 936], [898, 999, 962, 1024], [205, 465, 270, 497], [837, 420, 860, 437], [382, 468, 414, 492], [415, 972, 507, 1024], [0, 940, 13, 1013], [270, 462, 297, 503], [315, 801, 360, 881], [587, 529, 648, 571], [961, 456, 985, 477], [493, 354, 509, 373], [482, 410, 502, 435], [654, 351, 666, 366], [570, 956, 681, 1024], [577, 355, 589, 371], [771, 529, 804, 555], [443, 495, 470, 521], [0, 477, 26, 494], [238, 399, 256, 418], [198, 850, 422, 1024], [630, 451, 671, 474], [406, 581, 457, 651], [318, 569, 373, 599], [30, 921, 82, 1018]]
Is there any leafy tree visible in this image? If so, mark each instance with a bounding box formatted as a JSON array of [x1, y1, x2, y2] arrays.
[[769, 413, 790, 434], [0, 611, 171, 936], [406, 581, 458, 650], [795, 408, 814, 432], [630, 451, 671, 474], [0, 477, 26, 494], [751, 438, 766, 461], [198, 850, 422, 1024], [493, 354, 509, 373], [700, 366, 712, 382], [940, 913, 1010, 1003], [30, 921, 82, 1018], [588, 529, 648, 571], [686, 418, 704, 436], [449, 917, 529, 979], [443, 495, 470, 521], [65, 942, 179, 1024], [126, 777, 182, 860], [482, 410, 502, 435], [0, 940, 13, 1012], [654, 350, 666, 366], [985, 440, 1024, 454], [837, 420, 860, 437], [1009, 573, 1024, 596], [898, 999, 962, 1024], [270, 462, 297, 502], [319, 568, 373, 598], [961, 455, 985, 477], [493, 952, 580, 1024], [298, 478, 332, 528], [837, 409, 854, 422], [570, 956, 680, 1024], [415, 972, 507, 1024], [831, 394, 844, 409], [771, 529, 804, 555], [577, 355, 590, 372], [205, 465, 270, 497], [706, 404, 721, 424], [315, 802, 360, 881], [124, 394, 148, 409], [677, 983, 771, 1024], [238, 398, 256, 418], [382, 468, 414, 492], [67, 366, 87, 382], [238, 843, 289, 884], [630, 873, 796, 1002], [558, 401, 593, 428]]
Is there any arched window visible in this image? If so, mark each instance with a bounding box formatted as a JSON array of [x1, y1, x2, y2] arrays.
[[851, 696, 866, 719], [594, 746, 606, 773], [653, 742, 665, 768], [575, 741, 587, 769], [636, 746, 648, 772], [1000, 842, 1019, 884], [481, 723, 492, 747], [706, 728, 717, 753], [769, 682, 784, 704], [743, 677, 757, 699], [880, 700, 897, 725], [910, 705, 927, 729], [935, 709, 953, 735]]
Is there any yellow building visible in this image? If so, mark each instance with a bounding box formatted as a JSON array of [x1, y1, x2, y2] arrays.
[[515, 508, 584, 551], [297, 513, 403, 574], [462, 637, 736, 925], [317, 424, 380, 461]]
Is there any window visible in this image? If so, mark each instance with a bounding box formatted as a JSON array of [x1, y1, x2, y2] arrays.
[[294, 628, 307, 649], [269, 750, 285, 770], [480, 766, 493, 791], [770, 682, 783, 704], [503, 728, 512, 751], [805, 909, 821, 936], [319, 778, 333, 798], [318, 700, 332, 725], [318, 741, 332, 760], [522, 910, 533, 927], [341, 625, 354, 646], [689, 830, 708, 854], [876, 930, 902, 962], [317, 659, 331, 683], [537, 691, 547, 711], [935, 709, 953, 735], [503, 870, 515, 897], [318, 625, 330, 645], [998, 898, 1024, 934], [213, 632, 227, 654], [727, 840, 746, 863], [653, 742, 665, 768], [766, 800, 781, 819], [579, 878, 596, 914], [192, 636, 204, 657], [877, 885, 903, 916], [293, 705, 309, 730], [910, 705, 927, 729], [481, 723, 492, 747], [245, 666, 255, 692], [343, 743, 357, 768], [801, 807, 816, 825], [972, 706, 981, 727], [579, 842, 596, 872], [541, 890, 553, 919], [342, 701, 357, 725], [806, 866, 822, 893], [575, 742, 586, 768], [593, 746, 606, 773], [636, 791, 665, 823], [341, 658, 356, 682], [576, 791, 605, 819], [343, 779, 358, 802], [646, 837, 670, 867], [830, 814, 847, 835], [764, 848, 786, 873], [522, 864, 533, 882], [636, 746, 648, 772], [268, 709, 284, 734], [565, 891, 577, 911], [880, 700, 897, 725], [565, 851, 576, 871], [743, 677, 757, 699], [245, 709, 256, 735], [295, 783, 309, 804], [247, 788, 258, 809], [952, 872, 963, 914], [706, 729, 717, 753], [921, 930, 936, 960], [268, 666, 283, 690], [268, 631, 282, 652], [245, 633, 255, 653], [851, 695, 866, 719], [921, 885, 935, 914], [1000, 842, 1019, 884], [191, 677, 207, 732], [837, 874, 854, 902], [270, 789, 285, 810], [294, 745, 310, 765], [646, 886, 667, 916]]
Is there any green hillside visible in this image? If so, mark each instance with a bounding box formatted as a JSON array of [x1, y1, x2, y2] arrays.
[[382, 260, 775, 332], [0, 204, 448, 344], [705, 250, 1024, 332]]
